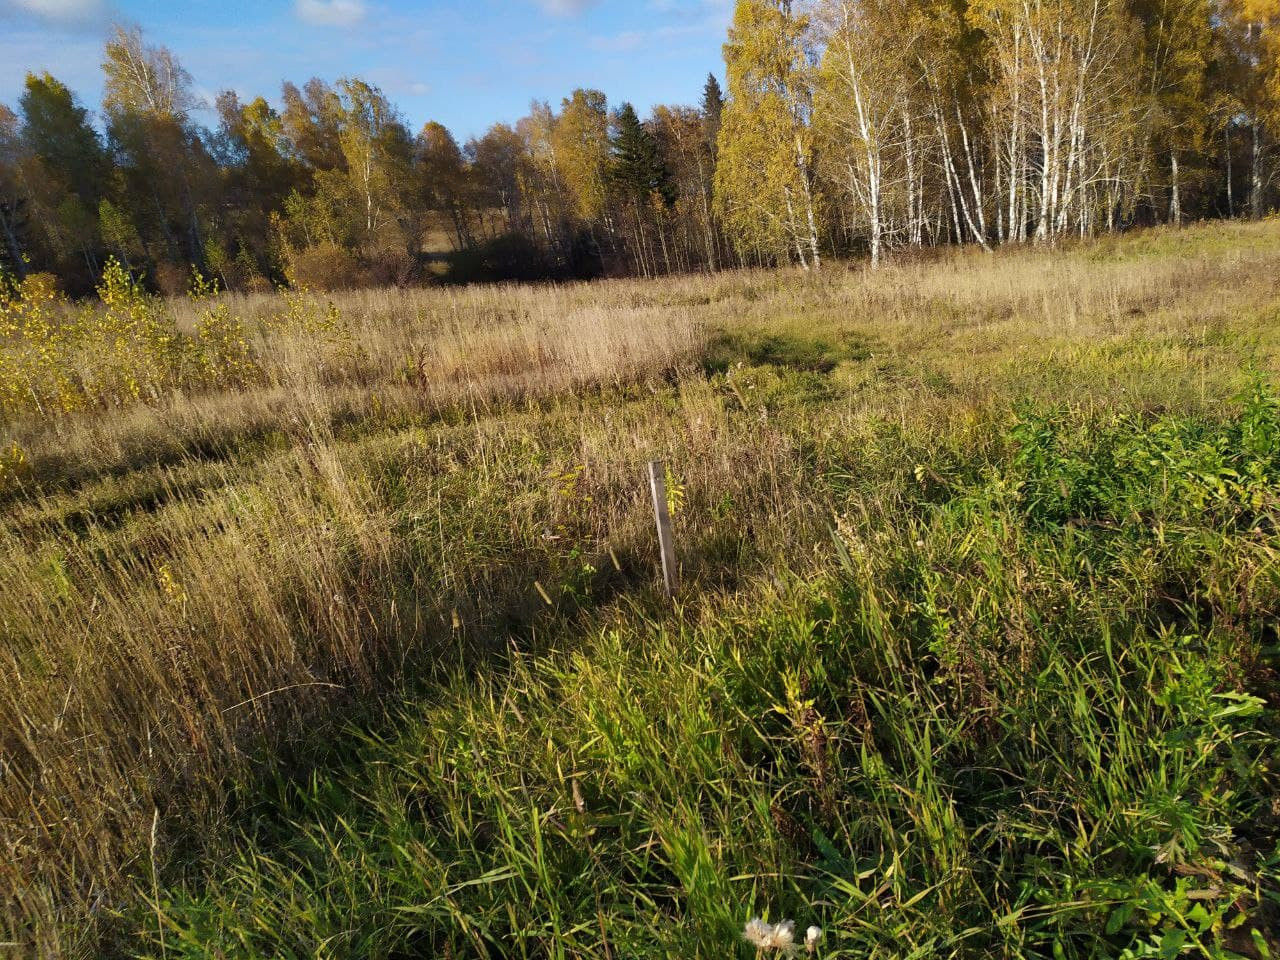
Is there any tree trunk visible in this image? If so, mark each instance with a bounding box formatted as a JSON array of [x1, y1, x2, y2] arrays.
[[695, 154, 719, 272], [1225, 122, 1234, 219], [904, 109, 922, 247], [939, 112, 990, 251], [0, 205, 26, 278], [1251, 120, 1264, 221], [1034, 54, 1053, 242], [1007, 22, 1024, 244], [152, 193, 179, 260], [794, 135, 821, 269], [956, 105, 988, 243], [784, 187, 809, 270]]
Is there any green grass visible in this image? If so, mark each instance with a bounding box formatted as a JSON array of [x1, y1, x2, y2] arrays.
[[127, 388, 1280, 959]]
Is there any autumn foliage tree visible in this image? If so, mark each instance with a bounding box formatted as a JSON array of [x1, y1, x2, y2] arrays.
[[716, 0, 823, 268]]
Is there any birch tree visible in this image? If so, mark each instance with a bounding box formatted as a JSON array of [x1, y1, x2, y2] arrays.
[[652, 104, 726, 272], [466, 123, 525, 235], [102, 25, 196, 121], [971, 0, 1144, 242], [334, 78, 408, 240], [102, 27, 215, 274], [717, 0, 822, 268], [813, 0, 920, 265], [1131, 0, 1214, 224], [416, 122, 473, 250]]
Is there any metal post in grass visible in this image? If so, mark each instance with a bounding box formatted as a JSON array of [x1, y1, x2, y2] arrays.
[[647, 460, 679, 600]]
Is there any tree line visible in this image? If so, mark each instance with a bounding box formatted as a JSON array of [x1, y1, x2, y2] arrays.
[[0, 2, 1277, 296], [717, 0, 1279, 268]]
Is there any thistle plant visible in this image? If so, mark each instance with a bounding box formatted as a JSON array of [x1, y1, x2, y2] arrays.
[[744, 918, 823, 956]]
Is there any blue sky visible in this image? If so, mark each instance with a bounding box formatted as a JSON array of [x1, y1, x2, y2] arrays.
[[0, 0, 731, 140]]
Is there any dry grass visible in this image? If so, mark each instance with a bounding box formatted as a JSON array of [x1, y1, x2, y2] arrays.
[[2, 220, 1280, 954]]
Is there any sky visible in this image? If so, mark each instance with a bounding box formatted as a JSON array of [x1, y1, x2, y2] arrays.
[[0, 0, 732, 140]]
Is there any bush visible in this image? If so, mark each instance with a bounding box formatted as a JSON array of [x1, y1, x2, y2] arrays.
[[153, 261, 191, 299], [0, 258, 267, 419], [19, 271, 61, 298], [283, 242, 365, 291], [363, 246, 418, 288]]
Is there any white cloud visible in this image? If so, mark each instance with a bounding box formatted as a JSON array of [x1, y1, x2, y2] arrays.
[[1, 0, 109, 27], [648, 0, 733, 26], [295, 0, 367, 28], [585, 1, 731, 54], [534, 0, 597, 15], [589, 29, 647, 52]]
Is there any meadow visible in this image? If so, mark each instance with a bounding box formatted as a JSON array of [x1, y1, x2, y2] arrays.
[[2, 220, 1279, 958]]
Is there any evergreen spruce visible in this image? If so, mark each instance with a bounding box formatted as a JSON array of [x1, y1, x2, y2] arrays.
[[610, 102, 675, 207]]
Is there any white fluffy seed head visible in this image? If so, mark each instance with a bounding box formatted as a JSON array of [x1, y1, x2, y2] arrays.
[[743, 917, 800, 953], [769, 920, 796, 949], [744, 918, 772, 949], [805, 926, 823, 953]]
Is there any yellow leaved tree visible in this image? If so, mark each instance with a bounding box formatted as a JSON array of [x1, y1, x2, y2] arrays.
[[715, 0, 823, 269]]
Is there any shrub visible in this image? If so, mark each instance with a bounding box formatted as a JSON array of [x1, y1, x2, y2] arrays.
[[0, 440, 26, 494], [363, 246, 418, 287], [153, 261, 191, 299], [283, 242, 365, 291], [0, 259, 268, 420]]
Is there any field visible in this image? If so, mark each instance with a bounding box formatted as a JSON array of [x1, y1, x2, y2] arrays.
[[3, 221, 1280, 958]]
